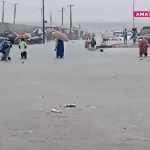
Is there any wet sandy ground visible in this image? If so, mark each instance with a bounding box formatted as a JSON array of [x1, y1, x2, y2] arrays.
[[0, 40, 150, 150]]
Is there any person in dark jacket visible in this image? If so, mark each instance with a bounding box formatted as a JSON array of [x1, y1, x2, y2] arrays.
[[91, 37, 96, 48]]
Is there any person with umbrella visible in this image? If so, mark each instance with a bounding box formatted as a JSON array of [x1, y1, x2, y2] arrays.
[[53, 31, 68, 58], [138, 37, 149, 57]]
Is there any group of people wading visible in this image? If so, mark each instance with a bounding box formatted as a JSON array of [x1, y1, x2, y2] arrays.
[[85, 37, 96, 49], [0, 37, 65, 61]]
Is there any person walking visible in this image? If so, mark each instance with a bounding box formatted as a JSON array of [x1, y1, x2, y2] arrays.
[[55, 39, 64, 58], [19, 38, 27, 59], [53, 30, 68, 58], [132, 30, 137, 44], [138, 37, 149, 57], [123, 28, 128, 44]]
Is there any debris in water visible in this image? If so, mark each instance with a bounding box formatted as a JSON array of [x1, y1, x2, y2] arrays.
[[90, 106, 97, 108], [87, 105, 97, 108], [51, 108, 63, 113], [45, 111, 50, 114], [64, 104, 76, 108], [18, 130, 32, 133]]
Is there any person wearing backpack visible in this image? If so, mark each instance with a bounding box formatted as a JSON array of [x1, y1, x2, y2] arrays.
[[19, 38, 27, 59], [0, 37, 12, 61]]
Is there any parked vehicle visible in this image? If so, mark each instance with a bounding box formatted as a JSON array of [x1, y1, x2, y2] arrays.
[[27, 28, 47, 44], [27, 35, 43, 44], [104, 32, 114, 40], [113, 31, 122, 36], [114, 32, 132, 41], [0, 31, 17, 44], [127, 33, 132, 39], [115, 34, 123, 41], [142, 26, 150, 30], [13, 32, 30, 44], [103, 30, 122, 40], [15, 32, 29, 39], [139, 26, 150, 44], [0, 29, 30, 44]]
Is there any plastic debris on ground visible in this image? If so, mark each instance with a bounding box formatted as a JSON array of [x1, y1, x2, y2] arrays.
[[45, 111, 50, 114], [38, 96, 44, 99], [90, 106, 97, 108], [51, 108, 63, 113], [87, 105, 97, 108], [64, 104, 76, 108], [17, 130, 32, 133]]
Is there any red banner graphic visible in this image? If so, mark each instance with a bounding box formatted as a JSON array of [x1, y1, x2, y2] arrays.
[[133, 11, 150, 17]]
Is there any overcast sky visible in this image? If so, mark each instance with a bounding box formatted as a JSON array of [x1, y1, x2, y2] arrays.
[[1, 0, 150, 24]]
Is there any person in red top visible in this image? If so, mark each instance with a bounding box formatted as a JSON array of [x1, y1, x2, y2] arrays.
[[138, 37, 149, 57], [85, 37, 90, 48]]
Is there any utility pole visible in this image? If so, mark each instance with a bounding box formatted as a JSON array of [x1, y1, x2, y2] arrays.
[[2, 1, 5, 23], [38, 7, 42, 27], [78, 24, 81, 38], [13, 3, 17, 24], [50, 12, 52, 27], [67, 5, 75, 40], [42, 0, 45, 43], [133, 1, 134, 28], [62, 7, 63, 27], [58, 7, 64, 27]]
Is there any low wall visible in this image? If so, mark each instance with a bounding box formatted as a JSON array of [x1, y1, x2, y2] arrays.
[[0, 22, 39, 33]]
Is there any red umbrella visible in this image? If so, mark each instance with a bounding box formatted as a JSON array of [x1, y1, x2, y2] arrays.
[[52, 31, 68, 42]]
